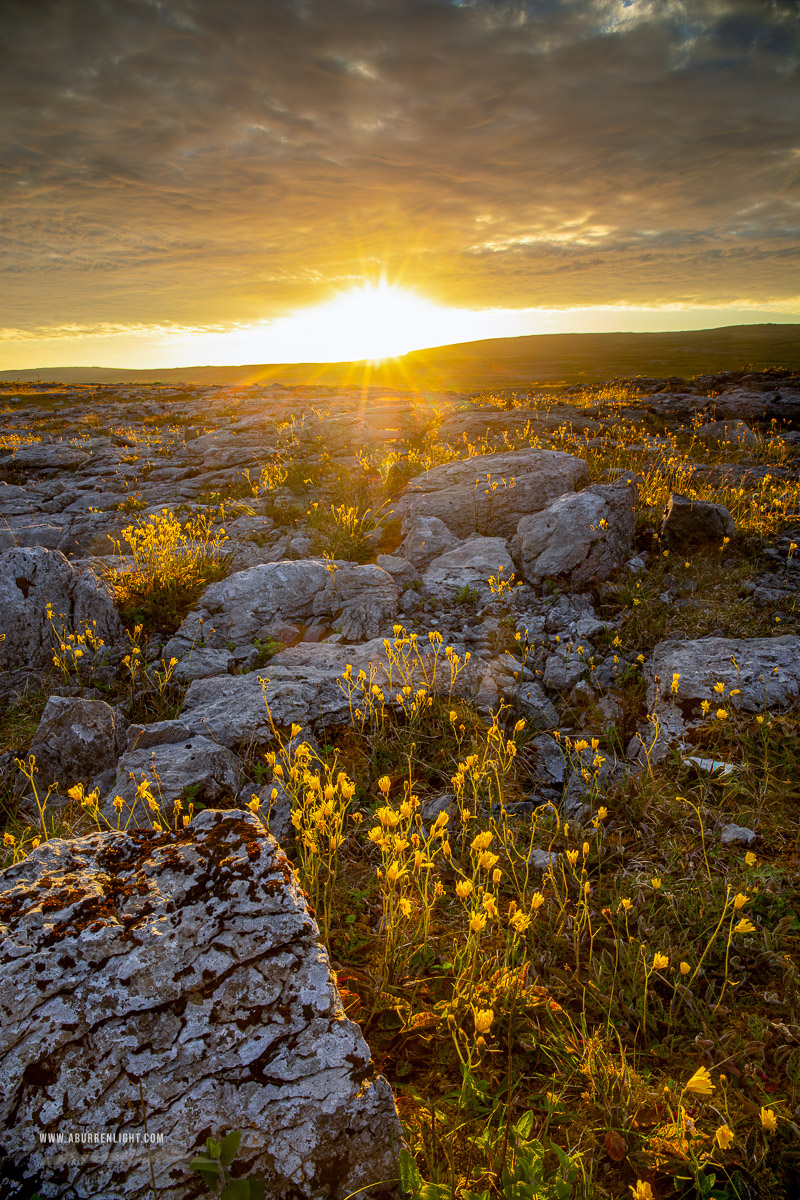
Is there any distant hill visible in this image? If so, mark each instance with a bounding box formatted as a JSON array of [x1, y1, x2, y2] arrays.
[[3, 323, 799, 389]]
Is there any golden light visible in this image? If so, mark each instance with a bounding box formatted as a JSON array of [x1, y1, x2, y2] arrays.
[[285, 280, 465, 361]]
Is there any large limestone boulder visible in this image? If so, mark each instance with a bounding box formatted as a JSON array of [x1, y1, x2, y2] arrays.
[[180, 638, 405, 747], [513, 475, 637, 589], [0, 810, 403, 1199], [164, 559, 398, 662], [646, 635, 800, 743], [394, 449, 587, 540], [0, 546, 123, 672]]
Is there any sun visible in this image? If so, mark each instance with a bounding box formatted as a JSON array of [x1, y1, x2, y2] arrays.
[[290, 280, 457, 361]]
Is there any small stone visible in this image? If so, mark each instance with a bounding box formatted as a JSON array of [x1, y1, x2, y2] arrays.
[[528, 848, 560, 872], [720, 823, 757, 846]]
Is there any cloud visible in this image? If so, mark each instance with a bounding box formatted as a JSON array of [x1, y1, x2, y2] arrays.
[[1, 0, 798, 335]]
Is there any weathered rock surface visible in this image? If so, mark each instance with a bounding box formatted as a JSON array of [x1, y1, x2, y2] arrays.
[[104, 735, 242, 822], [179, 636, 521, 747], [661, 493, 736, 547], [696, 419, 759, 448], [26, 695, 127, 791], [513, 475, 636, 588], [180, 640, 390, 746], [422, 535, 515, 600], [395, 449, 588, 539], [398, 513, 460, 570], [0, 809, 403, 1199], [165, 559, 398, 662], [0, 546, 123, 672], [646, 635, 800, 743]]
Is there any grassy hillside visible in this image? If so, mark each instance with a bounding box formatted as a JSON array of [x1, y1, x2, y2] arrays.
[[3, 322, 799, 389]]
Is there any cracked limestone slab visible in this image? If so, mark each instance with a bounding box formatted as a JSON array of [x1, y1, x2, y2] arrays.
[[0, 809, 403, 1200], [394, 448, 588, 540], [180, 636, 492, 748], [164, 559, 398, 662], [645, 635, 800, 744]]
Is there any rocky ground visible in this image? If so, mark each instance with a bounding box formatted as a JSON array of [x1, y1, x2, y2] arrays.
[[1, 369, 799, 1199]]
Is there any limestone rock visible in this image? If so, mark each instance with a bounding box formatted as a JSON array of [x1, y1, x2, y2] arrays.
[[528, 848, 560, 872], [165, 560, 398, 660], [661, 494, 736, 547], [528, 734, 567, 784], [180, 636, 486, 748], [0, 546, 123, 672], [398, 514, 460, 570], [646, 635, 800, 743], [395, 449, 588, 540], [0, 809, 403, 1199], [543, 652, 587, 692], [26, 695, 127, 792], [513, 475, 636, 589], [422, 535, 515, 601], [104, 735, 242, 823], [696, 419, 759, 448], [375, 553, 419, 588], [720, 823, 757, 847]]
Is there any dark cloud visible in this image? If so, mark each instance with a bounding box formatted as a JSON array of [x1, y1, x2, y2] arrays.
[[1, 0, 798, 331]]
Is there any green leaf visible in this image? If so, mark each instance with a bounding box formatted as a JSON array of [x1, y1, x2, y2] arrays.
[[220, 1130, 243, 1168], [220, 1181, 250, 1200], [419, 1184, 451, 1200], [512, 1110, 534, 1141], [206, 1137, 223, 1159], [191, 1167, 221, 1189], [188, 1156, 218, 1171], [398, 1147, 424, 1195]]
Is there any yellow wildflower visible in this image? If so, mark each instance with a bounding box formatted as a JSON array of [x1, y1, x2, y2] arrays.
[[734, 918, 756, 934], [760, 1108, 777, 1133], [652, 952, 669, 970], [684, 1066, 715, 1096], [469, 911, 487, 935], [714, 1125, 734, 1151], [509, 910, 531, 934], [473, 1008, 493, 1035]]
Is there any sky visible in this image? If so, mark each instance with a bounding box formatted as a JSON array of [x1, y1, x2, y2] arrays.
[[1, 0, 799, 369]]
